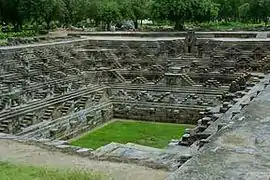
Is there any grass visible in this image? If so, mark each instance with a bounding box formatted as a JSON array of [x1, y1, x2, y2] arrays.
[[0, 162, 104, 180], [0, 40, 8, 46], [187, 21, 265, 31], [0, 31, 37, 40], [141, 21, 267, 31], [71, 120, 194, 149]]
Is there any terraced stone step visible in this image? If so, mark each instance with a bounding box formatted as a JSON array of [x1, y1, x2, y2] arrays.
[[20, 117, 34, 128], [110, 70, 126, 82], [42, 106, 56, 121], [0, 119, 12, 133], [93, 142, 191, 171], [17, 102, 112, 138], [75, 96, 89, 110], [112, 84, 229, 95], [104, 51, 122, 68], [61, 101, 73, 115], [0, 85, 107, 123], [0, 76, 79, 101], [93, 92, 103, 102], [113, 100, 212, 109], [154, 75, 165, 84], [179, 74, 196, 86]]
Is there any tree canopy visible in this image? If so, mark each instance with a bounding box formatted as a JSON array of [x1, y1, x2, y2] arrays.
[[151, 0, 219, 29], [0, 0, 270, 31]]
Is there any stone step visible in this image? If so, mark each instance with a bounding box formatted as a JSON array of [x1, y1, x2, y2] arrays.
[[1, 120, 12, 124], [125, 143, 164, 153], [21, 118, 32, 123], [93, 142, 190, 171], [47, 106, 55, 110], [62, 107, 70, 111], [81, 96, 89, 101], [22, 116, 33, 121], [61, 110, 68, 114], [26, 112, 35, 116], [0, 85, 104, 124], [43, 111, 52, 116], [0, 127, 7, 132], [43, 111, 52, 115], [76, 102, 85, 106], [64, 102, 73, 106], [0, 123, 8, 127], [256, 32, 268, 39], [20, 123, 29, 128]]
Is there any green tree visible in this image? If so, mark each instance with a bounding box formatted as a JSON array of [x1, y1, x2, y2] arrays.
[[119, 0, 151, 29], [21, 0, 65, 30], [248, 0, 270, 25], [192, 0, 219, 22], [85, 0, 103, 27], [99, 1, 121, 30], [63, 0, 89, 25], [151, 0, 219, 30], [238, 3, 250, 22], [0, 0, 25, 31]]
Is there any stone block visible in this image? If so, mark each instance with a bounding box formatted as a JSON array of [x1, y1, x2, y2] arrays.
[[76, 148, 93, 156]]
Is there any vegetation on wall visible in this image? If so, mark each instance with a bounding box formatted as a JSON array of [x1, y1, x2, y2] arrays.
[[0, 0, 270, 32]]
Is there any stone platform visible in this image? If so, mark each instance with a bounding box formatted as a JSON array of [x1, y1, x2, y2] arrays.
[[167, 75, 270, 180], [93, 142, 191, 171], [68, 31, 270, 38]]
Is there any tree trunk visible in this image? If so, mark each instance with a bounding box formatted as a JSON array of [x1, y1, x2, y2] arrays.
[[46, 20, 50, 30], [106, 23, 110, 31], [95, 19, 100, 27], [264, 18, 268, 27], [33, 18, 40, 33], [174, 19, 184, 30], [12, 22, 19, 32], [134, 20, 138, 29], [18, 22, 22, 32]]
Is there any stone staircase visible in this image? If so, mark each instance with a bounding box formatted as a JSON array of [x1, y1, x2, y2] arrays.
[[19, 112, 35, 129], [179, 74, 196, 86], [54, 87, 64, 96], [60, 101, 73, 116], [31, 63, 44, 71], [111, 70, 126, 83], [32, 75, 45, 82], [169, 54, 199, 66], [154, 75, 165, 84], [105, 51, 122, 68], [0, 119, 12, 133], [9, 67, 19, 74], [93, 91, 103, 102], [75, 96, 89, 111], [181, 54, 198, 61], [41, 106, 56, 121], [34, 91, 46, 100], [256, 32, 268, 39], [0, 97, 9, 110]]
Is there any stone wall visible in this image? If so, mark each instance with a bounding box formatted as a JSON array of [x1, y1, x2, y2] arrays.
[[0, 39, 114, 139], [111, 85, 225, 123], [18, 102, 113, 140], [0, 32, 269, 140]]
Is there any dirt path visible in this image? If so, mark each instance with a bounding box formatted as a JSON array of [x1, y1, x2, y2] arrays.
[[0, 139, 168, 180]]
